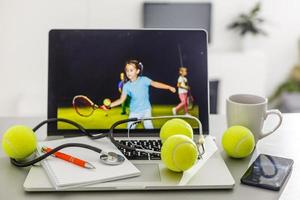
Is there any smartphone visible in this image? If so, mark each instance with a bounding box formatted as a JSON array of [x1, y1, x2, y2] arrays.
[[241, 154, 293, 191]]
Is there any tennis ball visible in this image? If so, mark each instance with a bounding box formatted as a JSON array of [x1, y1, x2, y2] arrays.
[[2, 125, 37, 159], [161, 135, 198, 172], [222, 126, 255, 158], [160, 119, 193, 143], [103, 98, 111, 107]]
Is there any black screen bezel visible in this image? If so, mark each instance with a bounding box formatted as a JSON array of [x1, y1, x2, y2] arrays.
[[47, 29, 209, 137]]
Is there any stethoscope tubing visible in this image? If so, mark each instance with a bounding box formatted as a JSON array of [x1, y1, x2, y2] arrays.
[[10, 118, 138, 167], [10, 116, 205, 167], [11, 143, 103, 167]]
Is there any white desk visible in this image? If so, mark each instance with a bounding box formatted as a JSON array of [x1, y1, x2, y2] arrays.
[[0, 114, 299, 200]]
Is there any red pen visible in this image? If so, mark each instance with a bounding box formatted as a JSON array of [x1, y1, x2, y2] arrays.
[[41, 146, 95, 169]]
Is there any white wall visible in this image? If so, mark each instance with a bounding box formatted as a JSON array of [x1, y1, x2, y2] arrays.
[[0, 0, 299, 116]]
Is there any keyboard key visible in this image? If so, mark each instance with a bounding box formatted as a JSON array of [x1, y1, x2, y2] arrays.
[[150, 154, 161, 160]]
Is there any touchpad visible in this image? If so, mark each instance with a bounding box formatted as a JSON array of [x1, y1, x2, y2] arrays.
[[123, 164, 161, 182]]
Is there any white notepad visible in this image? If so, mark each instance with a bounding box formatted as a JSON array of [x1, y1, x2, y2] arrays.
[[37, 136, 141, 190]]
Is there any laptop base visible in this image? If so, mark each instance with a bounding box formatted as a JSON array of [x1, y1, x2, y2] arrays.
[[24, 136, 235, 191]]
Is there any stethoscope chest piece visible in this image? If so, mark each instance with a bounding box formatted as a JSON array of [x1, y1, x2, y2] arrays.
[[99, 152, 125, 165]]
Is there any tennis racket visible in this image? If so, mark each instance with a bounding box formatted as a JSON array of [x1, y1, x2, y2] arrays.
[[72, 95, 109, 117]]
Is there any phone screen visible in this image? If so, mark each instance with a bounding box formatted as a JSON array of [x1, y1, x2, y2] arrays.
[[241, 154, 293, 191]]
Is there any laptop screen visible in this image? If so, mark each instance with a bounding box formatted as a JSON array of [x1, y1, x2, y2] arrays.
[[47, 29, 209, 136]]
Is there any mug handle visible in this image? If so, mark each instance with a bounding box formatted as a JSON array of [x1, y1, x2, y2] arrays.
[[259, 109, 283, 139]]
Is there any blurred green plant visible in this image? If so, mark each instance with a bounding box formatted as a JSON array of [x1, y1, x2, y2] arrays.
[[269, 65, 300, 103], [228, 2, 267, 36]]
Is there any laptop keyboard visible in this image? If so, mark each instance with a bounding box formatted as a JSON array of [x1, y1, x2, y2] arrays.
[[116, 140, 162, 160]]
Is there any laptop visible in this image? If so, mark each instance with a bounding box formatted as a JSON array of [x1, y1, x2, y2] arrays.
[[24, 29, 234, 191]]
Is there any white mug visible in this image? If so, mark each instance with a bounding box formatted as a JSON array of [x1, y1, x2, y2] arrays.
[[226, 94, 283, 143]]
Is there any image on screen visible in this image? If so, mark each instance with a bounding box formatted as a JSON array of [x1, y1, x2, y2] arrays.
[[48, 30, 208, 133]]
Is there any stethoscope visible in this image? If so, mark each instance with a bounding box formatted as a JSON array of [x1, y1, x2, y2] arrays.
[[11, 115, 205, 167]]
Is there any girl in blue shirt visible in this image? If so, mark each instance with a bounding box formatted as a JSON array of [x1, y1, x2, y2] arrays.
[[109, 60, 176, 129]]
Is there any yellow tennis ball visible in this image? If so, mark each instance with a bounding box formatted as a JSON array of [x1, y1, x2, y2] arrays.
[[103, 98, 111, 107], [2, 125, 37, 159], [161, 135, 198, 172], [160, 119, 193, 143], [222, 126, 255, 158]]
